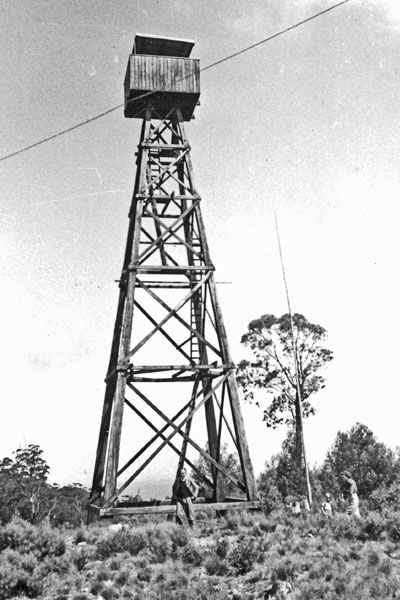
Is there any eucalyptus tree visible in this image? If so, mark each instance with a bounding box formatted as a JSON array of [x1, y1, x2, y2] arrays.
[[238, 313, 333, 492]]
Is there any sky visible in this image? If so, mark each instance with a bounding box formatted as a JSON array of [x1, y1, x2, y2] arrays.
[[1, 0, 400, 488]]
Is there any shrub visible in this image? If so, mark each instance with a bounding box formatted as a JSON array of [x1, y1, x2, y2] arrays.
[[169, 524, 189, 553], [215, 536, 230, 558], [386, 512, 400, 543], [72, 545, 97, 571], [204, 553, 229, 576], [359, 512, 387, 541], [260, 484, 283, 515], [0, 548, 45, 600], [228, 538, 257, 575], [180, 543, 203, 566], [0, 518, 66, 559], [0, 549, 25, 600], [222, 513, 240, 532], [96, 528, 147, 559], [145, 525, 173, 562], [330, 514, 360, 541], [368, 482, 400, 513]]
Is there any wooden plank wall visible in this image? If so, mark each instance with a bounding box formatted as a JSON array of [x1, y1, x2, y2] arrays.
[[128, 56, 200, 94]]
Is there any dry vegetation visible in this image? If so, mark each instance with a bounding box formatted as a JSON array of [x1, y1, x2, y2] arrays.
[[2, 508, 400, 600]]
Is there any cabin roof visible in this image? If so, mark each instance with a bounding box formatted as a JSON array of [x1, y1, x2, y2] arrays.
[[133, 33, 195, 58]]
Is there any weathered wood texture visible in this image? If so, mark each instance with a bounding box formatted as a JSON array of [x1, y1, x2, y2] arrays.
[[98, 500, 261, 517], [134, 34, 194, 58], [124, 56, 200, 121]]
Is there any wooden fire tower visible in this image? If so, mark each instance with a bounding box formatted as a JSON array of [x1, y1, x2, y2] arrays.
[[88, 34, 260, 520]]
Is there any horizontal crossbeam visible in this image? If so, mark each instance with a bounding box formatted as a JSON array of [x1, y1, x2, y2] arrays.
[[97, 500, 261, 517]]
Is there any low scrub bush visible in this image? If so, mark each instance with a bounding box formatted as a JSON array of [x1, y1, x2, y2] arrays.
[[368, 482, 400, 513], [204, 553, 229, 576], [215, 536, 230, 558], [0, 517, 66, 559], [0, 548, 44, 600], [330, 514, 360, 540], [180, 543, 203, 566], [359, 512, 387, 541], [228, 538, 257, 575], [145, 525, 173, 562], [96, 527, 146, 558], [385, 512, 400, 543]]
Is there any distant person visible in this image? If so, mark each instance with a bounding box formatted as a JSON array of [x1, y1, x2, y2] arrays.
[[340, 471, 361, 520], [172, 468, 198, 527], [291, 499, 301, 517], [320, 492, 333, 518]]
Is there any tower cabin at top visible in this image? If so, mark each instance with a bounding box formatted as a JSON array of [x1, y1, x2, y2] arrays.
[[124, 33, 200, 121]]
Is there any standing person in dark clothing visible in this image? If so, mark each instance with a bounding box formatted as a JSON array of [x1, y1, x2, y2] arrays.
[[340, 471, 361, 520], [172, 468, 199, 527]]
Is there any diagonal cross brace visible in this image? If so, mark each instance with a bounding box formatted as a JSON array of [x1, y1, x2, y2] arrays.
[[117, 272, 212, 369], [149, 154, 192, 194], [138, 201, 199, 263], [144, 148, 189, 192], [103, 374, 229, 507], [144, 206, 203, 261], [129, 382, 246, 493], [136, 279, 222, 358], [90, 396, 195, 505], [133, 300, 193, 364], [125, 397, 213, 489]]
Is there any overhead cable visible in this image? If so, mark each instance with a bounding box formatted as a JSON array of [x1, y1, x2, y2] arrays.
[[0, 0, 352, 164]]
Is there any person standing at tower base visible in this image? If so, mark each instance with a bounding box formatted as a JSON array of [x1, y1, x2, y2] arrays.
[[172, 468, 198, 527]]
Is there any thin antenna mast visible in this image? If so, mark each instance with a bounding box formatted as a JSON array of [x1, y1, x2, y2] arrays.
[[274, 212, 312, 506]]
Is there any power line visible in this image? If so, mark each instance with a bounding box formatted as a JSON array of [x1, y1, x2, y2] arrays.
[[201, 0, 352, 73], [0, 0, 352, 164]]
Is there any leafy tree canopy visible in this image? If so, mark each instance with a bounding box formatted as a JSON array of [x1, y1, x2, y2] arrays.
[[319, 422, 399, 497], [191, 443, 243, 498], [0, 444, 88, 525], [12, 444, 50, 480], [238, 313, 333, 428]]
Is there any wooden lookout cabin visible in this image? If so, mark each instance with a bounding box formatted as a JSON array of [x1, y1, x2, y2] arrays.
[[124, 33, 200, 121]]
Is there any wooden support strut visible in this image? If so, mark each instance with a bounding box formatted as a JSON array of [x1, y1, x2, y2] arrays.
[[103, 373, 231, 507], [177, 111, 258, 501], [127, 383, 245, 493], [124, 397, 213, 489], [103, 107, 152, 502]]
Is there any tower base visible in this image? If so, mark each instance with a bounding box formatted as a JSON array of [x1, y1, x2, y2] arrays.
[[88, 498, 261, 520]]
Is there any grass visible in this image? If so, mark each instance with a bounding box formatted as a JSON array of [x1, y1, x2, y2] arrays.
[[1, 510, 400, 599]]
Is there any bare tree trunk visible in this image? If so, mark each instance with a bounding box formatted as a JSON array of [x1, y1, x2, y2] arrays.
[[294, 395, 304, 493]]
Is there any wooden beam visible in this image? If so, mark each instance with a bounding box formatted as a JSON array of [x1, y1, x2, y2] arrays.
[[136, 279, 222, 358], [118, 397, 193, 478], [134, 265, 212, 272], [102, 374, 228, 507], [143, 148, 189, 191], [138, 201, 198, 263], [133, 300, 193, 364], [129, 383, 245, 493], [103, 108, 152, 501], [99, 500, 261, 517], [124, 396, 213, 489], [119, 272, 212, 365]]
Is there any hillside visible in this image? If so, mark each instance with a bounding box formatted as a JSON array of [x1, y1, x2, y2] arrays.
[[1, 508, 400, 599]]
